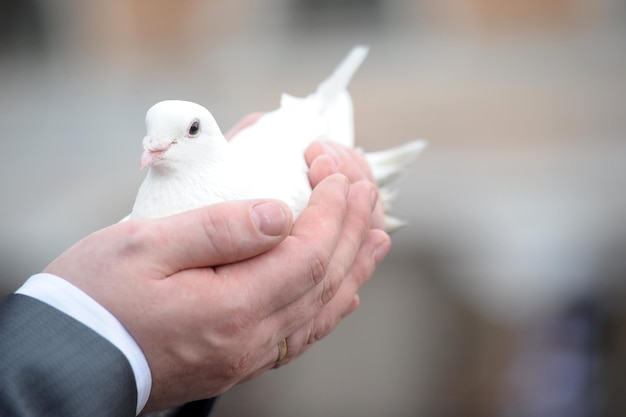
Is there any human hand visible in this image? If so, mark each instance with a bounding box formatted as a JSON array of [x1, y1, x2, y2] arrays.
[[260, 141, 389, 367], [305, 140, 386, 230], [224, 112, 264, 140], [44, 174, 389, 412], [224, 115, 390, 373]]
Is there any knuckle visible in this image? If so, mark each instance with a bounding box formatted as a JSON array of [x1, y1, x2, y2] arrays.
[[222, 351, 254, 381], [220, 297, 253, 336], [220, 313, 246, 338], [319, 274, 337, 306], [200, 210, 238, 259], [211, 317, 257, 381], [119, 219, 152, 255], [309, 315, 335, 344], [306, 245, 331, 286]]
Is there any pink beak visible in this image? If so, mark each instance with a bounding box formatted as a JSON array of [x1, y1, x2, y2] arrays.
[[140, 135, 173, 169], [140, 148, 168, 169]]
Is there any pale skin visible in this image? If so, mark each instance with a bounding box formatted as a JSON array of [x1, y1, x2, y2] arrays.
[[44, 119, 390, 412]]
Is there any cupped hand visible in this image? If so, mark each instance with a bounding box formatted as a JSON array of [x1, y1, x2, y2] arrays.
[[45, 174, 389, 412]]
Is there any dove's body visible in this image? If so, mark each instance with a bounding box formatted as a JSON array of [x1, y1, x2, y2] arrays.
[[130, 97, 329, 220], [129, 47, 426, 231]]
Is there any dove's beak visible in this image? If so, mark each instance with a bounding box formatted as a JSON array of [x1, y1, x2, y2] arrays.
[[140, 148, 168, 168], [141, 136, 177, 168]]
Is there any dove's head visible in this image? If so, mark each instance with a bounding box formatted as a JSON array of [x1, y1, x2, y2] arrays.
[[141, 100, 224, 169]]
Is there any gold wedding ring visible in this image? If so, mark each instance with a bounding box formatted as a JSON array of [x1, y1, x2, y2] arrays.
[[275, 338, 288, 365]]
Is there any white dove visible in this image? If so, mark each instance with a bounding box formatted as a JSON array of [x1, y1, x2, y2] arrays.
[[127, 46, 426, 232]]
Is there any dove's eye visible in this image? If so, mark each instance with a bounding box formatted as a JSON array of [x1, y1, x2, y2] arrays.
[[187, 120, 200, 137]]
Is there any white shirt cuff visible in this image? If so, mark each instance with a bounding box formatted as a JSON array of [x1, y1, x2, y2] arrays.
[[15, 273, 151, 415]]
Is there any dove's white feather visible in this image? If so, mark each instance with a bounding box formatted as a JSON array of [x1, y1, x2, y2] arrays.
[[366, 140, 428, 188], [128, 46, 426, 232]]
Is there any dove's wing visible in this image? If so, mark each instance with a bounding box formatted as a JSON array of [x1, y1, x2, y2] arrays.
[[226, 46, 370, 215], [304, 44, 368, 148], [230, 46, 368, 151]]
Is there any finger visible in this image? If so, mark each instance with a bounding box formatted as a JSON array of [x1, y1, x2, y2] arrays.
[[255, 180, 376, 346], [329, 143, 385, 229], [124, 199, 292, 277], [265, 229, 391, 367], [342, 295, 360, 319], [306, 141, 375, 184], [314, 180, 376, 308], [225, 112, 265, 140], [306, 141, 385, 229], [250, 229, 386, 376], [306, 229, 390, 343], [215, 174, 350, 319], [275, 183, 380, 342], [304, 140, 326, 167], [308, 154, 338, 188]]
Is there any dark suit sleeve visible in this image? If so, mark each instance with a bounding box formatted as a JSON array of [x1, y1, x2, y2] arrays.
[[0, 294, 138, 417]]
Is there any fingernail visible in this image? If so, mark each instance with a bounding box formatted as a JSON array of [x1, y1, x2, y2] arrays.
[[321, 142, 340, 165], [369, 187, 379, 211], [252, 202, 288, 236]]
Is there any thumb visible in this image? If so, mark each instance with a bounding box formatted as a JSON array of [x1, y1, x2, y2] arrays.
[[133, 199, 292, 275]]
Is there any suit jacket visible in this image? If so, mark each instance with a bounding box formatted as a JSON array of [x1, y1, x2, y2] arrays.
[[0, 294, 137, 416], [0, 294, 218, 417]]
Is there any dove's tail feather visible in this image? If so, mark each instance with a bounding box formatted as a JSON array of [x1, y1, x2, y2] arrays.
[[384, 215, 407, 234], [366, 140, 427, 188], [308, 46, 369, 147], [315, 46, 369, 106], [364, 140, 428, 233]]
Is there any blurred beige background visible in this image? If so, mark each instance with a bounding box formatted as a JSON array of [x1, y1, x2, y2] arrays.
[[1, 1, 625, 416]]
